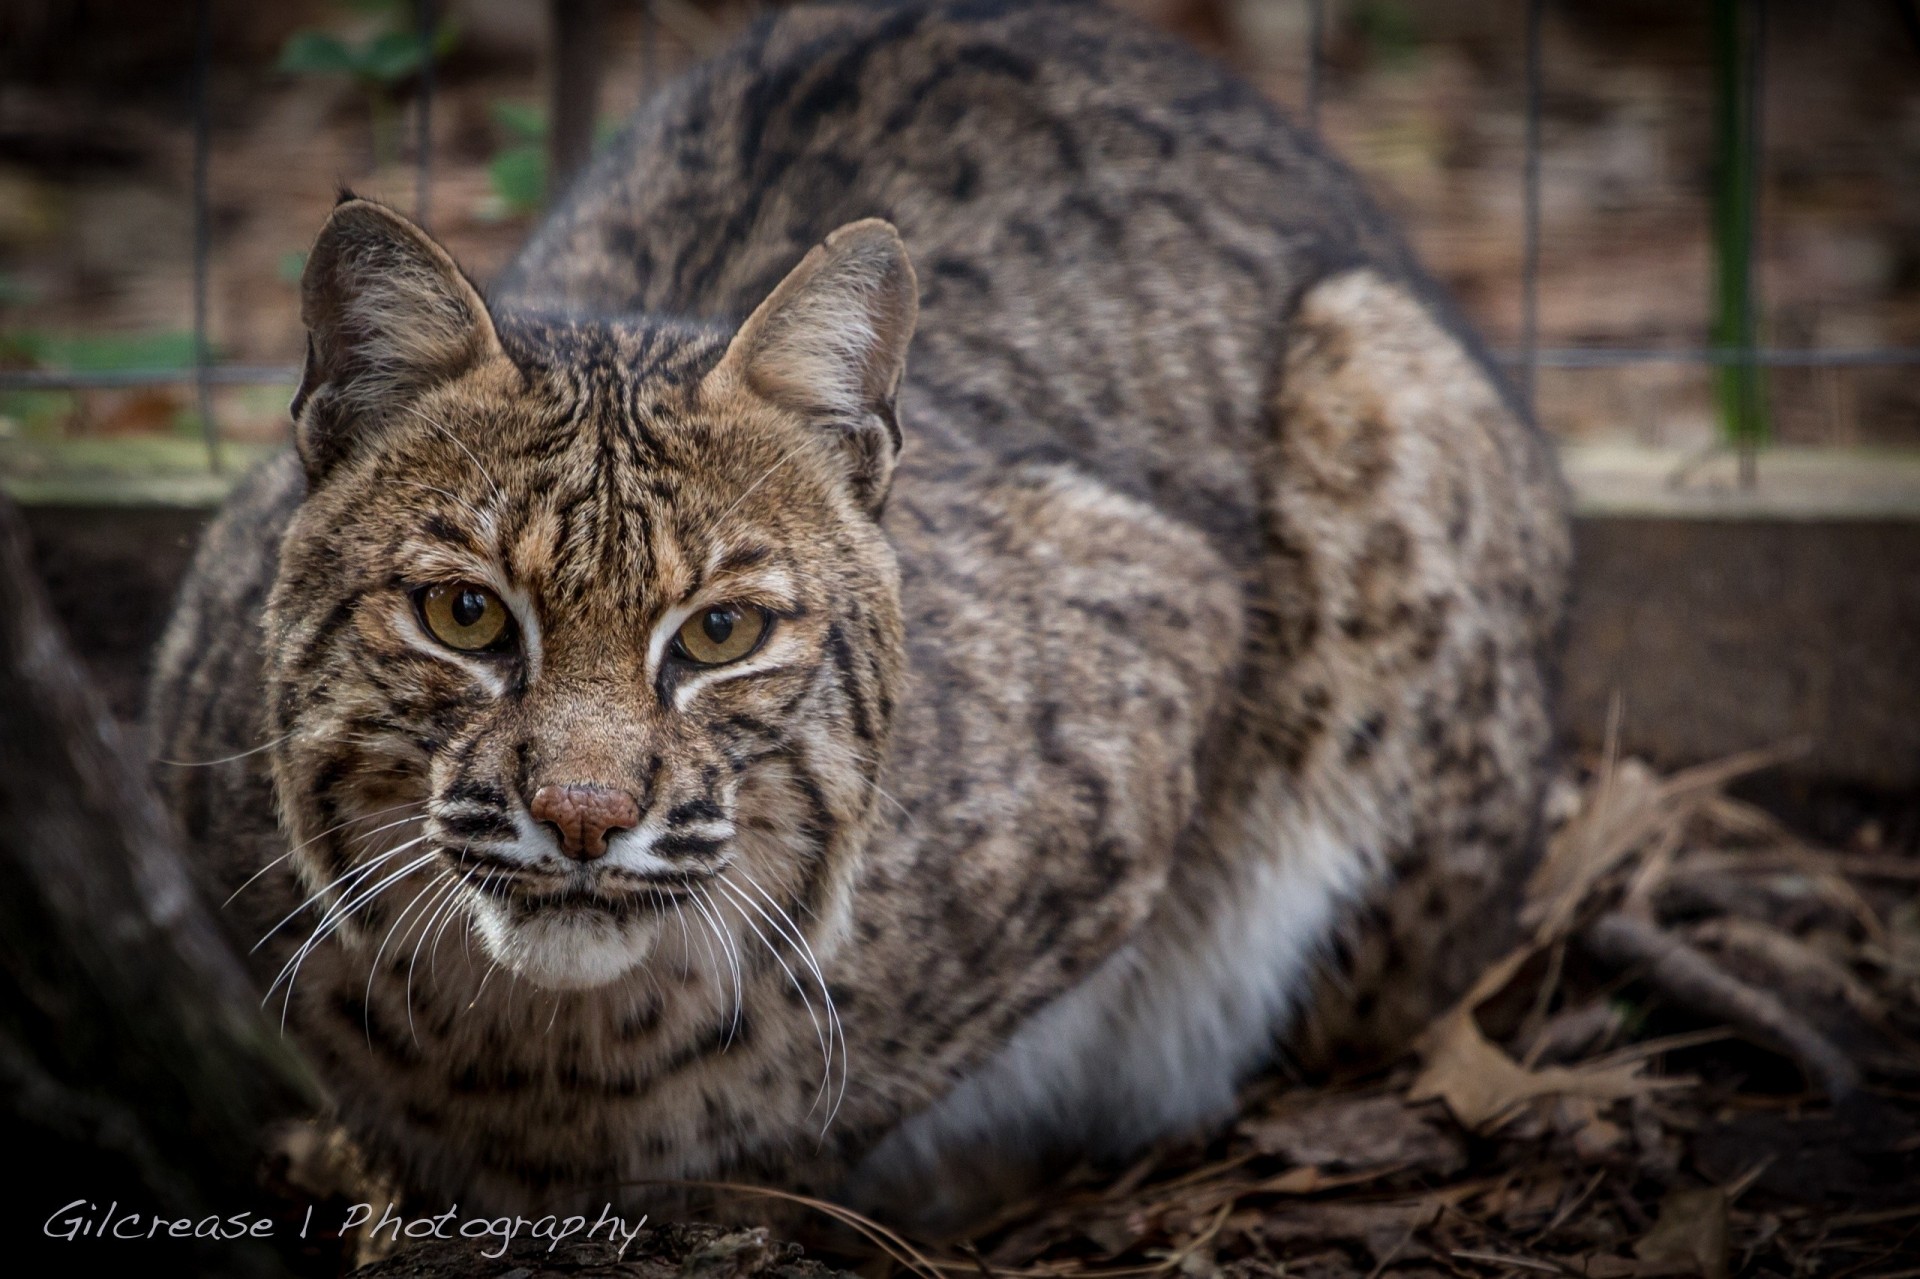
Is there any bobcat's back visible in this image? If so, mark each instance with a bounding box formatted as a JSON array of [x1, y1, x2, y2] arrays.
[[503, 0, 1481, 559]]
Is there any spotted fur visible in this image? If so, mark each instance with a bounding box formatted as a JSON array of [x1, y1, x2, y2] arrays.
[[148, 0, 1567, 1233]]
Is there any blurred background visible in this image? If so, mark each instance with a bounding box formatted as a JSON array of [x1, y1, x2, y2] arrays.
[[2, 0, 1917, 832]]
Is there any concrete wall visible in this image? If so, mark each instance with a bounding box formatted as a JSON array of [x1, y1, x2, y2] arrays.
[[1563, 517, 1919, 792]]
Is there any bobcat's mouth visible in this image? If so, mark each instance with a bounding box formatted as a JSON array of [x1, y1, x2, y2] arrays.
[[457, 853, 723, 909], [432, 804, 737, 890], [458, 860, 705, 991], [429, 806, 739, 990]]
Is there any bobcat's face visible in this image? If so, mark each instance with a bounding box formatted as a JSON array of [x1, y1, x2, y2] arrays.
[[264, 201, 913, 990]]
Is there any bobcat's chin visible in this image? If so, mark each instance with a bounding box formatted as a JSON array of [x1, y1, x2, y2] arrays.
[[470, 896, 665, 991]]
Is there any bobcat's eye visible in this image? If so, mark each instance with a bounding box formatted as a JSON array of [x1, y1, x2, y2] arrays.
[[417, 582, 513, 652], [672, 604, 770, 666]]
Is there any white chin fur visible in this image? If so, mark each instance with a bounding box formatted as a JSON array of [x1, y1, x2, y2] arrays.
[[471, 899, 662, 991]]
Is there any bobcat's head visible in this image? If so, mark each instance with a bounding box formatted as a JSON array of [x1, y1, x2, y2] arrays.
[[264, 198, 913, 990]]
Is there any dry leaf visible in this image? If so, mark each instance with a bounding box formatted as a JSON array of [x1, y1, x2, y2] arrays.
[[1579, 1257, 1652, 1278], [1252, 1202, 1439, 1268], [1525, 757, 1664, 938], [1411, 1003, 1675, 1131], [89, 387, 186, 436], [1884, 900, 1920, 992], [1241, 1092, 1465, 1175], [1549, 1094, 1629, 1159], [1634, 1186, 1729, 1279], [1255, 1166, 1330, 1194]]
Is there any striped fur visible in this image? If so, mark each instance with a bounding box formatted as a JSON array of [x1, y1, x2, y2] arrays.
[[147, 0, 1568, 1232]]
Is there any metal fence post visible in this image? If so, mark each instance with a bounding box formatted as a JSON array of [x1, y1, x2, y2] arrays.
[[1304, 0, 1324, 132], [191, 0, 220, 473], [1711, 0, 1768, 487], [549, 0, 607, 204], [416, 0, 436, 229], [1520, 0, 1544, 418]]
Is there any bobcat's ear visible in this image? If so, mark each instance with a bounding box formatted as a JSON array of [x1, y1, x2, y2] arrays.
[[291, 197, 502, 481], [712, 219, 919, 516]]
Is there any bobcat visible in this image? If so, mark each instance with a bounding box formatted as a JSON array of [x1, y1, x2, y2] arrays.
[[149, 0, 1567, 1234]]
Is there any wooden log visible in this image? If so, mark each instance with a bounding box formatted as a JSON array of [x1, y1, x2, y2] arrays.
[[0, 490, 317, 1275]]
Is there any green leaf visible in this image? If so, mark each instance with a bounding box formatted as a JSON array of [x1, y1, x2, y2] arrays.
[[488, 144, 546, 216], [362, 31, 427, 83], [277, 31, 357, 77], [0, 273, 38, 307], [490, 100, 547, 143], [431, 17, 461, 59], [1355, 1, 1420, 65], [0, 390, 77, 441]]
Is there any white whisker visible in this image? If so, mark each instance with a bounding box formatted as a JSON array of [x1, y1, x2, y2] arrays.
[[716, 440, 814, 524], [400, 479, 488, 525], [734, 868, 848, 1128], [363, 868, 454, 1039], [400, 403, 505, 506], [226, 799, 428, 909], [156, 731, 293, 768], [687, 886, 744, 1044], [253, 845, 406, 954], [266, 845, 438, 1029], [715, 879, 833, 1124], [406, 869, 472, 1043]]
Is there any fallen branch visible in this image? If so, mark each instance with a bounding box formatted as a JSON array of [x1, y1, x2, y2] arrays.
[[1581, 911, 1861, 1100]]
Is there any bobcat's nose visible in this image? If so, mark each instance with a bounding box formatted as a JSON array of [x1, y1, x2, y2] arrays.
[[529, 784, 641, 861]]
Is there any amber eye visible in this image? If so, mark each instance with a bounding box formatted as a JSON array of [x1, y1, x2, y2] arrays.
[[418, 582, 512, 652], [672, 604, 770, 666]]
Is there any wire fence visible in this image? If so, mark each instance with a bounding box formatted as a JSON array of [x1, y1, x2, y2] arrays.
[[3, 0, 1917, 477]]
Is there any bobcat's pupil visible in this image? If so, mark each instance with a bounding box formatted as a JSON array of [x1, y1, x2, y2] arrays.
[[453, 590, 488, 628], [702, 609, 735, 644]]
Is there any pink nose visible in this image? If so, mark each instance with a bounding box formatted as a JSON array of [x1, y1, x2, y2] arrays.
[[529, 784, 640, 861]]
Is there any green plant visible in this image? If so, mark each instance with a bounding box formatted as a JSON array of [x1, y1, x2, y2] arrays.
[[3, 330, 198, 372], [0, 390, 72, 441], [482, 102, 624, 219], [0, 330, 202, 441], [278, 0, 458, 168], [0, 273, 37, 307], [486, 101, 549, 217], [1353, 0, 1421, 67]]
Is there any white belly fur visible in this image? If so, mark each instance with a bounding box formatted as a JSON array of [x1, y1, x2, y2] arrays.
[[848, 778, 1379, 1226]]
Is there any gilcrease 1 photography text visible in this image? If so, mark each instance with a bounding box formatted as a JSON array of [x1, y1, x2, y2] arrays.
[[43, 1199, 650, 1258]]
